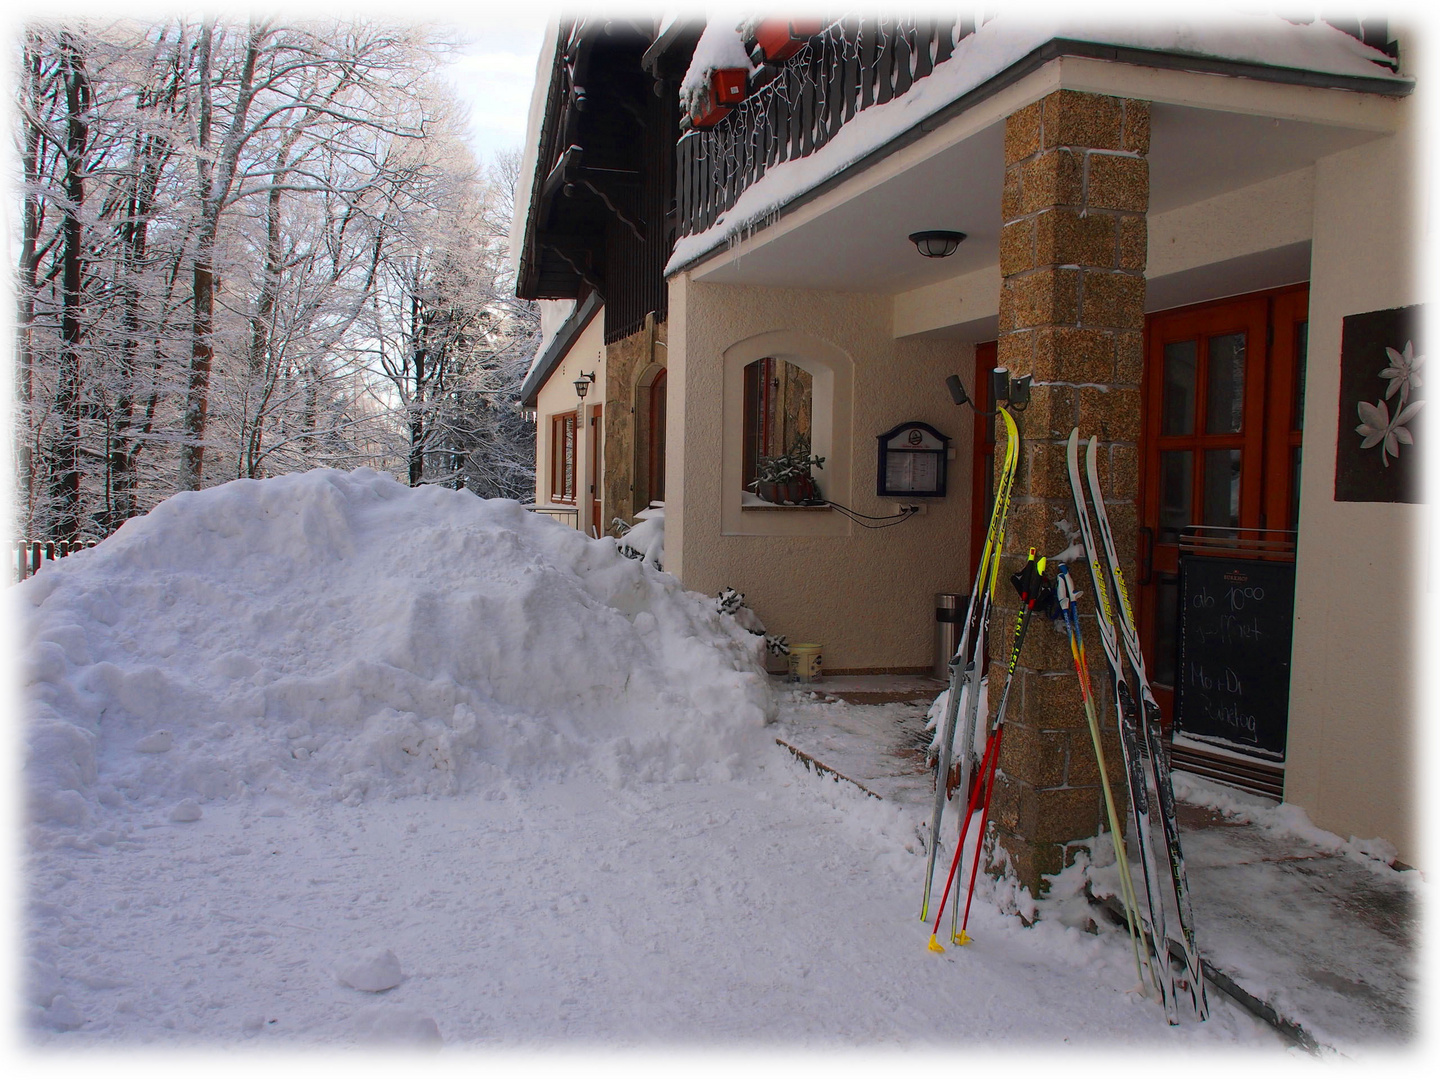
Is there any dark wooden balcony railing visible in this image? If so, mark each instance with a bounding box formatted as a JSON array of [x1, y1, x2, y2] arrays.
[[675, 15, 967, 240]]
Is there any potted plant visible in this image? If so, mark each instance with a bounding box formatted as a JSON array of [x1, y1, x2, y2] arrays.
[[787, 436, 825, 504], [751, 442, 825, 505], [749, 457, 781, 504], [773, 452, 799, 504]]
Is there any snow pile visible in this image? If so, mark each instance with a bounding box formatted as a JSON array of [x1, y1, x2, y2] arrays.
[[616, 503, 664, 568], [18, 469, 772, 837], [353, 1006, 442, 1047], [1169, 772, 1407, 870], [923, 674, 989, 760], [336, 948, 405, 992]]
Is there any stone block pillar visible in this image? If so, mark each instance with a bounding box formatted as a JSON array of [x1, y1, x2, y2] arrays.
[[987, 90, 1150, 895]]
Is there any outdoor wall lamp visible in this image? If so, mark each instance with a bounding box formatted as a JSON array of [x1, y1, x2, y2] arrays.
[[574, 372, 596, 399], [908, 230, 966, 258]]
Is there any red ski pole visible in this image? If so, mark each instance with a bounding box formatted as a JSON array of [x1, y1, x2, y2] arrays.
[[946, 547, 1054, 944], [955, 725, 1005, 945], [927, 726, 1002, 953]]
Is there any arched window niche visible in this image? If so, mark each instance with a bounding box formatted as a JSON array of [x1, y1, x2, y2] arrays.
[[633, 363, 667, 509], [721, 330, 852, 537]]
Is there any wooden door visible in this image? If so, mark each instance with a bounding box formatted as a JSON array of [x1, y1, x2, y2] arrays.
[[588, 404, 603, 537], [649, 370, 667, 503], [1138, 285, 1309, 725]]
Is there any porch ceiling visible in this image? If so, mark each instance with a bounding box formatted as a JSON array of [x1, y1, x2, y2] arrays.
[[689, 102, 1382, 295]]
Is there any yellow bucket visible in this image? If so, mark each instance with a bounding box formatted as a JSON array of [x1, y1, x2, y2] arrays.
[[788, 643, 823, 682]]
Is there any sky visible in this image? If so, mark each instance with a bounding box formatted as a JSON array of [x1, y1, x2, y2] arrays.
[[2, 2, 553, 169], [437, 9, 551, 169]]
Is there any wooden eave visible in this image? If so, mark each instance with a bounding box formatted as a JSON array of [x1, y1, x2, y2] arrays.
[[517, 19, 658, 302]]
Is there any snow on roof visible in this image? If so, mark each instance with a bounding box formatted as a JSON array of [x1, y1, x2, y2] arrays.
[[520, 296, 578, 393], [666, 12, 1406, 274], [507, 18, 563, 287], [520, 293, 599, 405]]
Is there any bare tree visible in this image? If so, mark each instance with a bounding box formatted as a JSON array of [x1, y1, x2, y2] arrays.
[[12, 16, 539, 540]]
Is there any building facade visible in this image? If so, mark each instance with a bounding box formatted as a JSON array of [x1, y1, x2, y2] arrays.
[[514, 14, 1423, 885]]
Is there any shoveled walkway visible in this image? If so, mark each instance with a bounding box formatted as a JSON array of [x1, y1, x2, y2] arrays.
[[1156, 792, 1420, 1053], [771, 674, 1422, 1057]]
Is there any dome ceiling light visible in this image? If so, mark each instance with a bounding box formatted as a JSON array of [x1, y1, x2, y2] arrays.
[[908, 230, 966, 258]]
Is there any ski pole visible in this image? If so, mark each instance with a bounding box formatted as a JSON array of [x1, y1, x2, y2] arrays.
[[927, 725, 1003, 953], [954, 723, 1004, 945], [947, 548, 1054, 943]]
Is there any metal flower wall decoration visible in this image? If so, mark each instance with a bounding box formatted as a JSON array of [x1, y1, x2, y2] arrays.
[[1356, 339, 1424, 466]]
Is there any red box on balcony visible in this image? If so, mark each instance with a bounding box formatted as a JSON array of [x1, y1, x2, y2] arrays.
[[753, 18, 823, 63], [710, 67, 749, 106], [690, 101, 730, 129]]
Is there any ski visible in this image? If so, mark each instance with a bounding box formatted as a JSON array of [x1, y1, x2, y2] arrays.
[[949, 549, 1055, 945], [920, 405, 1020, 922], [1067, 428, 1178, 1023], [947, 405, 1021, 908], [926, 712, 1003, 952], [1083, 435, 1209, 1021], [1056, 563, 1151, 993], [928, 547, 1051, 951]]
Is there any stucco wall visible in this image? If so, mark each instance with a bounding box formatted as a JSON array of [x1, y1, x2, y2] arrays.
[[667, 276, 976, 672], [1285, 95, 1422, 865]]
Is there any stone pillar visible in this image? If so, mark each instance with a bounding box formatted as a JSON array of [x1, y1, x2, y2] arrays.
[[987, 90, 1149, 896]]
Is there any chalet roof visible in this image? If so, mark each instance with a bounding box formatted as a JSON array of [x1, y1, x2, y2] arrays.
[[512, 17, 662, 303]]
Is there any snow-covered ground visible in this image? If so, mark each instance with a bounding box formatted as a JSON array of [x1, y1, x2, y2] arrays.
[[15, 470, 1294, 1058]]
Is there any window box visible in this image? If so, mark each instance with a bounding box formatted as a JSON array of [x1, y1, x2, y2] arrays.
[[752, 18, 822, 64]]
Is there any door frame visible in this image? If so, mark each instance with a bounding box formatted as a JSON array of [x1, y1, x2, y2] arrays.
[[587, 403, 604, 537], [1137, 283, 1309, 726]]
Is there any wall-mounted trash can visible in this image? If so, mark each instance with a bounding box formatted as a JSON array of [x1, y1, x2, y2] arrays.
[[934, 594, 968, 680]]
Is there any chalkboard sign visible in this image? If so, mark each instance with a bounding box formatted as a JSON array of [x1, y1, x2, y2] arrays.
[[1176, 555, 1296, 759]]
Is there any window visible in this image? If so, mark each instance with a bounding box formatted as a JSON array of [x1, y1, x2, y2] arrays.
[[721, 329, 852, 537], [549, 411, 577, 503], [742, 356, 813, 490]]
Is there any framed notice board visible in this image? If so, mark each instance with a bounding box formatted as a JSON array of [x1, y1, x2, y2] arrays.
[[876, 422, 949, 498], [1176, 537, 1297, 760]]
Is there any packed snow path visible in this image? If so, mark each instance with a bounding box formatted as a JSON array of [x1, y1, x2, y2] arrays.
[[27, 748, 1282, 1046], [19, 469, 1282, 1047]]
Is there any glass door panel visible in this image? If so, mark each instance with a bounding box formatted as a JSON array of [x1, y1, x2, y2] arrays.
[[1153, 573, 1180, 687], [1201, 448, 1242, 531], [1158, 450, 1193, 542], [1162, 340, 1197, 435], [1205, 331, 1247, 433]]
